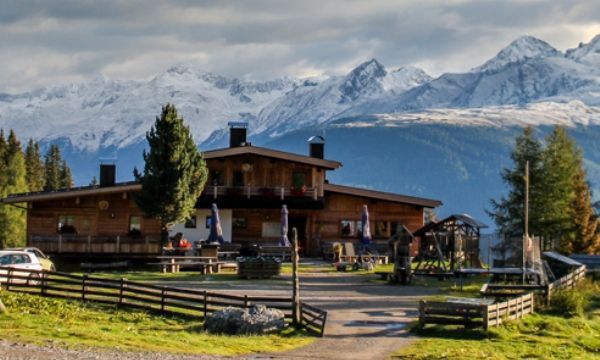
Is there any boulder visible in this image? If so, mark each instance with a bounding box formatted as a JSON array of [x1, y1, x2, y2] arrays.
[[204, 305, 286, 335]]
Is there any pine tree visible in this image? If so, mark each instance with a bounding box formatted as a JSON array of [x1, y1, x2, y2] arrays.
[[134, 104, 208, 242], [44, 144, 63, 191], [489, 127, 546, 237], [90, 176, 98, 186], [24, 139, 45, 192], [60, 160, 73, 189], [0, 130, 28, 248], [568, 165, 600, 254], [541, 127, 582, 251]]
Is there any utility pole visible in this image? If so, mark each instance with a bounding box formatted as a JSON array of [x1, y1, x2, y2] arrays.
[[523, 161, 529, 284], [291, 227, 301, 327]]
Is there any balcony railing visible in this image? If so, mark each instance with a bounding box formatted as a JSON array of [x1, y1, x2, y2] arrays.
[[203, 186, 320, 201], [29, 234, 161, 255]]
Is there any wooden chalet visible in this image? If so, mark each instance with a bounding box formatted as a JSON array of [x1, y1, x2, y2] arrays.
[[1, 122, 442, 258]]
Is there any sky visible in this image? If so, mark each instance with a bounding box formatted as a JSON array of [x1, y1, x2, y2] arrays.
[[1, 0, 599, 93]]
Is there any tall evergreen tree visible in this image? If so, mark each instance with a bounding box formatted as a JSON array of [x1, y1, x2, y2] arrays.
[[568, 165, 600, 254], [60, 160, 73, 189], [489, 127, 546, 237], [541, 127, 582, 250], [134, 104, 208, 242], [44, 144, 63, 191], [0, 130, 28, 248], [24, 139, 45, 192]]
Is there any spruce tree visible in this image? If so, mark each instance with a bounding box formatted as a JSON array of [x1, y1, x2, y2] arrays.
[[134, 104, 208, 242], [44, 144, 63, 191], [0, 130, 28, 248], [24, 139, 45, 192], [489, 127, 545, 237], [60, 160, 73, 189], [541, 127, 581, 251], [568, 165, 600, 254], [90, 176, 99, 186]]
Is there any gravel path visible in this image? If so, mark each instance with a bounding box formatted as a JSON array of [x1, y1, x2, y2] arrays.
[[1, 268, 438, 360]]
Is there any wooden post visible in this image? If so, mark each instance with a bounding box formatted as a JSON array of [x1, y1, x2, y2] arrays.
[[87, 235, 91, 254], [292, 227, 301, 328], [244, 295, 249, 309], [116, 235, 121, 254], [280, 187, 285, 200], [0, 297, 6, 314], [41, 272, 47, 296], [81, 275, 87, 301], [6, 269, 12, 291], [58, 234, 62, 254], [161, 288, 166, 313], [203, 290, 208, 318], [119, 278, 127, 304], [213, 186, 218, 199]]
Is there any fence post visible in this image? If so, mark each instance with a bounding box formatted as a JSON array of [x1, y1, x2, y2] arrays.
[[418, 301, 425, 329], [116, 235, 121, 254], [6, 269, 12, 291], [244, 295, 249, 309], [119, 278, 127, 305], [58, 235, 62, 254], [161, 288, 166, 313], [41, 272, 47, 296], [483, 305, 489, 330], [292, 227, 301, 328], [81, 275, 87, 301], [203, 290, 208, 318]]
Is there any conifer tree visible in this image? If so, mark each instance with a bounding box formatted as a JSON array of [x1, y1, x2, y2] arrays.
[[0, 130, 28, 248], [44, 144, 63, 191], [489, 127, 546, 237], [90, 176, 98, 186], [568, 165, 600, 254], [134, 104, 208, 242], [541, 127, 582, 251], [60, 160, 73, 189], [24, 139, 45, 192]]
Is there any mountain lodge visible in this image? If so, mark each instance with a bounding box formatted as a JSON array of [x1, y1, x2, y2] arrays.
[[1, 122, 441, 258]]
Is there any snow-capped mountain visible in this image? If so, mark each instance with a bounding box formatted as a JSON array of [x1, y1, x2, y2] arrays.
[[472, 35, 562, 73], [566, 34, 600, 67], [0, 65, 298, 151], [249, 59, 431, 138]]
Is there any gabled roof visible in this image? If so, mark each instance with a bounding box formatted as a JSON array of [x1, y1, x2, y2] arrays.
[[323, 183, 442, 208], [203, 146, 342, 170], [1, 182, 141, 204], [413, 213, 487, 236]]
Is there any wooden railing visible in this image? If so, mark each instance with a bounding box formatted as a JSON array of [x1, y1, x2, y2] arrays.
[[419, 293, 534, 330], [0, 268, 327, 336], [29, 235, 161, 255], [204, 186, 320, 201], [546, 265, 586, 301]]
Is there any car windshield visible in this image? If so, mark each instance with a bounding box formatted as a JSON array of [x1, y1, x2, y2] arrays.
[[0, 255, 10, 265], [0, 254, 31, 265]]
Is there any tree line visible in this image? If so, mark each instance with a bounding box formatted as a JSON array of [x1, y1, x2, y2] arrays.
[[0, 130, 72, 248], [490, 126, 600, 254]]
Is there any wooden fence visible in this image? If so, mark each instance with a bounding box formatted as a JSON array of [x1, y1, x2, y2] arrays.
[[420, 265, 586, 330], [0, 268, 327, 337], [419, 292, 534, 330]]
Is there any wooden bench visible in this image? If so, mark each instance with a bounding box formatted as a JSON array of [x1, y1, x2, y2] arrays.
[[258, 245, 292, 261], [338, 243, 389, 264]]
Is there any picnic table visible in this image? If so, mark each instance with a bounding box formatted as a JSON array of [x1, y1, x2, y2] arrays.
[[152, 256, 221, 274]]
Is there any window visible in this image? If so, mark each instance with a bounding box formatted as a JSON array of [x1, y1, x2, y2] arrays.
[[185, 216, 197, 229], [205, 216, 212, 229], [261, 222, 280, 237], [292, 172, 307, 189], [58, 215, 77, 234], [232, 217, 247, 229], [211, 171, 223, 186], [341, 220, 358, 237], [233, 171, 244, 186], [129, 216, 141, 232], [374, 221, 389, 238]]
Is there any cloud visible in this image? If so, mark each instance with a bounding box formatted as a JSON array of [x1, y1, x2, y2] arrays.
[[0, 0, 598, 92]]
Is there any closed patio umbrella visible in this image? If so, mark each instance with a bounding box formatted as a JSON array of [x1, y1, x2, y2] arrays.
[[208, 203, 224, 244], [280, 205, 291, 247], [360, 205, 373, 253]]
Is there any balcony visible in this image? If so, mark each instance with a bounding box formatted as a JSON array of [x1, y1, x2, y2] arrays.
[[29, 234, 161, 256], [199, 186, 324, 209]]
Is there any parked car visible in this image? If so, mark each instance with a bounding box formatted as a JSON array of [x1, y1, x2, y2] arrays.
[[0, 250, 44, 285], [4, 247, 55, 271]]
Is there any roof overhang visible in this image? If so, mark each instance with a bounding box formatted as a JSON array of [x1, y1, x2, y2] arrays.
[[323, 183, 442, 208], [203, 146, 342, 170], [1, 183, 142, 204]]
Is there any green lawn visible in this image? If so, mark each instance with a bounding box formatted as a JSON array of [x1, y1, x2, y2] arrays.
[[0, 290, 312, 356], [394, 280, 600, 360]]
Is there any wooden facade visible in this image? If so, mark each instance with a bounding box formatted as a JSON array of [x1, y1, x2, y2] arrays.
[[2, 140, 441, 258]]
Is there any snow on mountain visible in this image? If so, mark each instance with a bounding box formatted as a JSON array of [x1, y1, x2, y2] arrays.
[[566, 34, 600, 67], [250, 59, 431, 138], [472, 35, 562, 73], [0, 65, 297, 151], [331, 101, 600, 129]]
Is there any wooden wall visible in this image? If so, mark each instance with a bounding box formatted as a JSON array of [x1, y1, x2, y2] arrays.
[[206, 155, 326, 189], [27, 192, 161, 238]]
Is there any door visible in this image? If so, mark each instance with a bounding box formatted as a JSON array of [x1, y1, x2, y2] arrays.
[[288, 217, 307, 253]]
